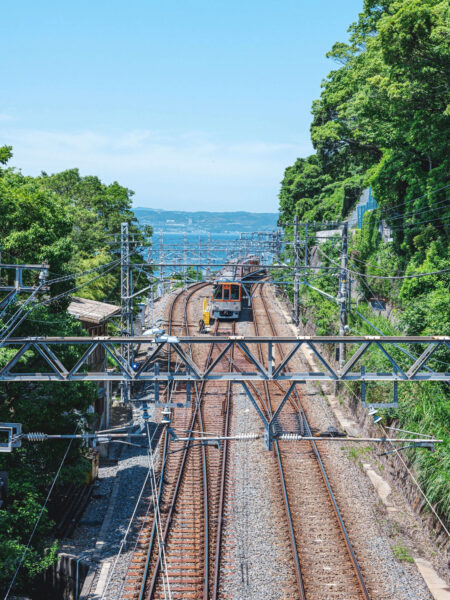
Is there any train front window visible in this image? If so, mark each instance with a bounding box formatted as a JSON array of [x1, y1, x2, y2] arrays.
[[214, 286, 222, 300], [223, 286, 230, 300], [230, 284, 240, 300]]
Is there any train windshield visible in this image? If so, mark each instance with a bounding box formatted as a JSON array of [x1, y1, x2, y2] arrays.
[[213, 283, 241, 301], [230, 284, 240, 300]]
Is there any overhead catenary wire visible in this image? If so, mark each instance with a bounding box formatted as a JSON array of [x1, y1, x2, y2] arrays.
[[145, 421, 172, 600], [101, 421, 163, 600], [3, 425, 78, 600], [340, 380, 450, 538], [384, 197, 450, 222], [317, 246, 450, 279], [46, 257, 123, 285], [375, 183, 450, 218], [388, 214, 450, 231]]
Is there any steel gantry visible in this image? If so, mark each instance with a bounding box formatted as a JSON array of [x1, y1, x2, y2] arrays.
[[1, 334, 448, 449], [1, 335, 448, 383]]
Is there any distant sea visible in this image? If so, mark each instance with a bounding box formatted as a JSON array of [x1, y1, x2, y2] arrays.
[[135, 211, 279, 269], [150, 231, 245, 265]]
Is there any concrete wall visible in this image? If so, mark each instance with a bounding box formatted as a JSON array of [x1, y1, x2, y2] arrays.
[[35, 553, 90, 600]]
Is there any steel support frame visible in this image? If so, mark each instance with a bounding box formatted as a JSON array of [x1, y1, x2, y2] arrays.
[[1, 335, 448, 383], [120, 222, 132, 402], [0, 263, 49, 293]]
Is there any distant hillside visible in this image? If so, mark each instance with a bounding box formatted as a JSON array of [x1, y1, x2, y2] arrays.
[[134, 207, 279, 233]]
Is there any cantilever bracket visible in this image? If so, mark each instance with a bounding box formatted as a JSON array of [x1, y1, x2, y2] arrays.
[[0, 423, 22, 452]]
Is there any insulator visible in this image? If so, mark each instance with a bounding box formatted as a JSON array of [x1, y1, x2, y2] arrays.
[[26, 432, 47, 442], [279, 433, 302, 441]]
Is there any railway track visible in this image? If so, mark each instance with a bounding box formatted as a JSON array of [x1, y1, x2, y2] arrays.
[[121, 280, 371, 600], [121, 282, 234, 600], [248, 282, 370, 600]]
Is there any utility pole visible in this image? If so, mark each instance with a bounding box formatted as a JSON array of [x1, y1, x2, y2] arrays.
[[293, 216, 299, 326], [120, 222, 132, 403], [338, 222, 348, 370]]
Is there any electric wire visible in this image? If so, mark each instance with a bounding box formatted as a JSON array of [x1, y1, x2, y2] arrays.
[[145, 421, 172, 599], [374, 183, 450, 218], [0, 263, 120, 347], [100, 468, 151, 598], [3, 425, 78, 600], [46, 258, 123, 285], [384, 197, 450, 222], [0, 249, 142, 347], [389, 214, 450, 231], [110, 423, 164, 600], [345, 258, 450, 369], [317, 246, 450, 279], [340, 381, 450, 538]]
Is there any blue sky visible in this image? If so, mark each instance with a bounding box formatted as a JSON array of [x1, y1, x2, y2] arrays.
[[1, 0, 362, 212]]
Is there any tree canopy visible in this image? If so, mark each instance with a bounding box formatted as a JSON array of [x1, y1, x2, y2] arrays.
[[0, 149, 144, 593], [278, 0, 450, 528]]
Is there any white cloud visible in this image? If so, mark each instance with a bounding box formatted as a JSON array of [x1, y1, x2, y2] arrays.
[[0, 126, 313, 211]]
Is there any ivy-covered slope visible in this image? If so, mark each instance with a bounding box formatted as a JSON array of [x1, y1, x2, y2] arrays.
[[278, 0, 449, 528]]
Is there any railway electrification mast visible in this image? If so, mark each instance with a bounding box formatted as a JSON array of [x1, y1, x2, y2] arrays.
[[338, 222, 348, 371], [120, 222, 133, 402]]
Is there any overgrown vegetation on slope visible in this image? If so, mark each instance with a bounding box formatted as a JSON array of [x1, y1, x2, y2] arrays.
[[0, 147, 145, 593], [278, 0, 449, 527]]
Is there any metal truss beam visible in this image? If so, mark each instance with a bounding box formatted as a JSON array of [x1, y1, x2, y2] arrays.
[[0, 263, 49, 292], [0, 335, 448, 383]]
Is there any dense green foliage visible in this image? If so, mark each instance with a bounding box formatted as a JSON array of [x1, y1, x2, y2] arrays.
[[0, 148, 143, 593], [279, 0, 449, 229], [278, 0, 449, 526]]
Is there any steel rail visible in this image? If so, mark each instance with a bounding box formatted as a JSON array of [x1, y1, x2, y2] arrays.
[[145, 283, 231, 599], [137, 282, 208, 600], [250, 282, 306, 599], [258, 283, 370, 600], [137, 284, 200, 600], [212, 322, 235, 600]]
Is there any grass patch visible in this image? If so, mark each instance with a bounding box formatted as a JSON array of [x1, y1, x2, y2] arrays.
[[392, 544, 414, 563], [346, 445, 372, 462]]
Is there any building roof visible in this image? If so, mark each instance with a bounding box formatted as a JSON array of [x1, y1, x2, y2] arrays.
[[67, 296, 120, 324]]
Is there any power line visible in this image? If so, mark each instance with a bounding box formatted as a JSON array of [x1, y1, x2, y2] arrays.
[[317, 246, 450, 280], [389, 214, 450, 231], [340, 380, 450, 538], [0, 261, 123, 345], [386, 197, 450, 221], [3, 426, 78, 600], [46, 258, 122, 285], [376, 183, 450, 218]]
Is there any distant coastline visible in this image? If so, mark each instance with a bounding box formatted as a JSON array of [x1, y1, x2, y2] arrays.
[[134, 207, 279, 234]]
